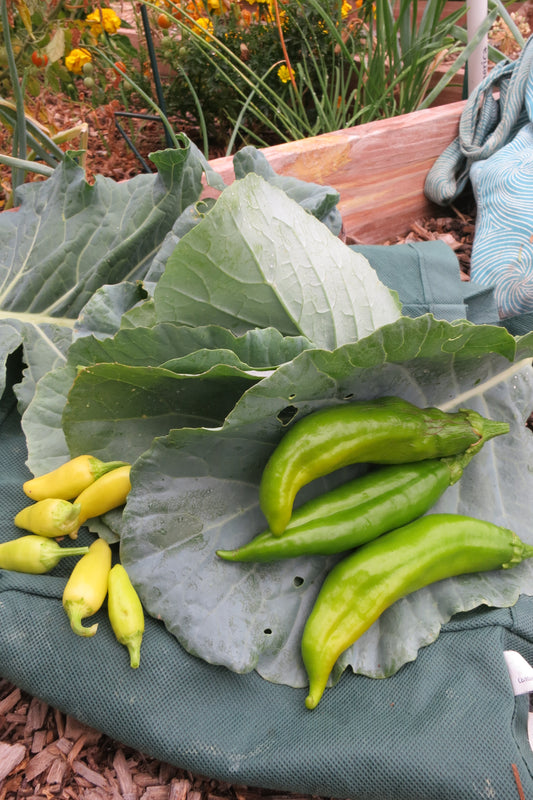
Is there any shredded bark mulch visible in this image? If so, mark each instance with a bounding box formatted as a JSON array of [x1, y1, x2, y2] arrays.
[[1, 678, 328, 800]]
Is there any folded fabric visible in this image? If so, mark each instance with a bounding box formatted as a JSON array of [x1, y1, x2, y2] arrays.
[[351, 240, 500, 324]]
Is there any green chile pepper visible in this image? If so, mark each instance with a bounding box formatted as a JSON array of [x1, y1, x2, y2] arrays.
[[259, 397, 509, 535], [302, 513, 533, 710], [218, 454, 470, 563]]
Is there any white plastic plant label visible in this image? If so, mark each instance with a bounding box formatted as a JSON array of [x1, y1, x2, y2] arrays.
[[503, 650, 533, 752]]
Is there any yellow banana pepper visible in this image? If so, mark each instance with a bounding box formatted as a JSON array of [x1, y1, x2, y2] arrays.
[[23, 455, 128, 501], [0, 535, 89, 574], [75, 465, 132, 526], [107, 564, 145, 668], [62, 538, 112, 637], [14, 498, 81, 539]]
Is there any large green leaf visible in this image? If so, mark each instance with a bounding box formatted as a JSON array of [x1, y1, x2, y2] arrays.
[[0, 141, 210, 407], [0, 145, 203, 318], [0, 316, 75, 409], [62, 362, 261, 465], [232, 146, 342, 235], [119, 315, 533, 687], [21, 323, 314, 474], [153, 173, 401, 349], [59, 324, 317, 464]]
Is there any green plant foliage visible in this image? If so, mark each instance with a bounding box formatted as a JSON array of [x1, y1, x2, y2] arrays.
[[153, 0, 472, 150]]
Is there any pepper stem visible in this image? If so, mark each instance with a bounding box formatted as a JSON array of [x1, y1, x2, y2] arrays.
[[94, 459, 130, 480], [464, 412, 510, 456], [520, 544, 533, 561], [41, 544, 89, 571]]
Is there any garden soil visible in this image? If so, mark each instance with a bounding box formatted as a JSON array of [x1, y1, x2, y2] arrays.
[[0, 90, 477, 799]]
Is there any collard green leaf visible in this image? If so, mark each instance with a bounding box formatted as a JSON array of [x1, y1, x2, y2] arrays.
[[0, 320, 26, 401], [21, 323, 314, 476], [0, 145, 204, 318], [74, 282, 149, 340], [0, 316, 75, 413], [21, 364, 77, 474], [60, 325, 314, 464], [68, 323, 313, 371], [119, 315, 533, 687], [143, 198, 217, 285], [0, 140, 211, 414], [153, 173, 401, 349], [62, 362, 262, 464], [232, 146, 342, 235]]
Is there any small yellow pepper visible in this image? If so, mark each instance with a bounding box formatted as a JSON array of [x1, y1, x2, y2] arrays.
[[14, 498, 81, 539], [23, 455, 128, 501], [62, 538, 112, 637], [74, 464, 132, 526], [0, 535, 89, 574], [107, 564, 145, 668]]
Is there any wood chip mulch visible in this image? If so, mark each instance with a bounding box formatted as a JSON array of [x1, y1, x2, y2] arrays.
[[388, 205, 476, 281], [0, 678, 327, 800]]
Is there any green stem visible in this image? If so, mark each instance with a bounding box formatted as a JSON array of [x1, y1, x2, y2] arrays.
[[1, 0, 27, 190], [0, 154, 54, 176]]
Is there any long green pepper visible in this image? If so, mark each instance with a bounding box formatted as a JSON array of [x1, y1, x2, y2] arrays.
[[218, 454, 470, 563], [259, 396, 509, 535], [301, 513, 533, 710]]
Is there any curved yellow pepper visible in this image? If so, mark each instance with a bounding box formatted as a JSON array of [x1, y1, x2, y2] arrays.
[[62, 538, 112, 637]]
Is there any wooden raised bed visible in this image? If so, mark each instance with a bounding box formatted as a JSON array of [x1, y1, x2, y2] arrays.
[[207, 99, 467, 244]]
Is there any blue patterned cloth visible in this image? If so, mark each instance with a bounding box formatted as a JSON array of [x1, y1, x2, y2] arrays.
[[470, 123, 533, 317], [424, 35, 533, 319]]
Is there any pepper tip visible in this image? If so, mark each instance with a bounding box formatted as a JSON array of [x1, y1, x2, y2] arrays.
[[305, 692, 320, 710]]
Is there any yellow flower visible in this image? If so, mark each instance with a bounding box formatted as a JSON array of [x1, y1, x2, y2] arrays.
[[207, 0, 221, 10], [194, 16, 214, 36], [65, 48, 92, 74], [341, 1, 352, 17], [86, 8, 122, 36], [277, 64, 294, 84]]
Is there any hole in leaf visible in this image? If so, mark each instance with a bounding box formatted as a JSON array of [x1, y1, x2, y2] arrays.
[[293, 576, 304, 587], [277, 405, 298, 426], [264, 628, 272, 635]]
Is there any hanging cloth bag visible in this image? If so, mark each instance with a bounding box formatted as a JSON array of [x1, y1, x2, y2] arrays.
[[424, 35, 533, 319]]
